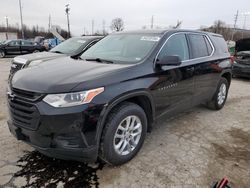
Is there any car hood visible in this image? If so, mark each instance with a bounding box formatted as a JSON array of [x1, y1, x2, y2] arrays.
[[13, 52, 66, 65], [11, 57, 133, 93]]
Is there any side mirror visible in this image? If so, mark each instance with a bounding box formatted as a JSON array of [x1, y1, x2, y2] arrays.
[[156, 55, 182, 66]]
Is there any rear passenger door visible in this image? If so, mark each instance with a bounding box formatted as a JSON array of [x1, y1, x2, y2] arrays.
[[187, 33, 217, 105], [21, 40, 35, 54], [153, 33, 195, 117]]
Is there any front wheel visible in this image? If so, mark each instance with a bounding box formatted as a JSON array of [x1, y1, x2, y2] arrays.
[[99, 102, 147, 165], [0, 50, 5, 58], [207, 77, 229, 110]]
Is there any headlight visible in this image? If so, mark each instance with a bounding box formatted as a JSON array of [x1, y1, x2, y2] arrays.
[[43, 87, 104, 107], [28, 60, 43, 67]]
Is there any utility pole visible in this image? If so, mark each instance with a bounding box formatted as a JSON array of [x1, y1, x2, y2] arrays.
[[102, 20, 106, 35], [5, 16, 9, 40], [48, 14, 51, 32], [231, 10, 239, 41], [18, 0, 24, 39], [242, 12, 250, 39], [83, 27, 86, 36], [65, 4, 70, 38], [92, 20, 94, 35], [151, 15, 154, 29]]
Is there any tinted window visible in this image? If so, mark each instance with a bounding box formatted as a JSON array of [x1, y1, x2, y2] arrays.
[[8, 41, 20, 46], [212, 36, 228, 54], [21, 40, 33, 46], [158, 34, 189, 61], [189, 34, 209, 58], [204, 37, 213, 54]]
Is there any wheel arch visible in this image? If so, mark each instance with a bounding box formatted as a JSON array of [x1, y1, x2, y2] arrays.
[[96, 90, 155, 146], [221, 71, 232, 86]]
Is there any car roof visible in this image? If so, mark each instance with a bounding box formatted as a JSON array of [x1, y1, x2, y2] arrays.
[[111, 29, 223, 38], [77, 36, 104, 41]]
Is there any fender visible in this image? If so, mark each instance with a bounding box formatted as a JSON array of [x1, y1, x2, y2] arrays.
[[95, 89, 155, 146]]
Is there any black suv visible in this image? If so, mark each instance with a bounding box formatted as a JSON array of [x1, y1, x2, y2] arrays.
[[0, 39, 45, 58], [7, 30, 232, 165]]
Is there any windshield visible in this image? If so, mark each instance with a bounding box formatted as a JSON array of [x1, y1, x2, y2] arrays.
[[80, 34, 161, 64], [50, 37, 88, 55]]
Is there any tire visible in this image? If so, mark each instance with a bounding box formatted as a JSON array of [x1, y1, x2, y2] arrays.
[[99, 102, 147, 165], [0, 50, 5, 58], [33, 50, 40, 53], [207, 77, 229, 110]]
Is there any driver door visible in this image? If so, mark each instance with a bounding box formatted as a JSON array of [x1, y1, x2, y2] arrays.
[[152, 33, 195, 118], [5, 40, 21, 55]]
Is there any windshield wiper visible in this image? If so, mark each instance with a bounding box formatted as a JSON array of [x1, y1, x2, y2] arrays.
[[85, 58, 113, 64]]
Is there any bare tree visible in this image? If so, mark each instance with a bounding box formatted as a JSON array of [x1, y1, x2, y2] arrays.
[[200, 20, 233, 41], [173, 20, 182, 29], [110, 18, 124, 32]]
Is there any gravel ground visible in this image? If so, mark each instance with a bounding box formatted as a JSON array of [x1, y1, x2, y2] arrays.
[[0, 57, 249, 188]]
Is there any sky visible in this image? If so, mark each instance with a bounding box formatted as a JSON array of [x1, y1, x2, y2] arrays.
[[0, 0, 249, 36]]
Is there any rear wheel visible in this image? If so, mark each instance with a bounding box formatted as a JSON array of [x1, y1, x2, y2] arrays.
[[99, 102, 147, 165], [207, 77, 229, 110], [0, 50, 5, 58]]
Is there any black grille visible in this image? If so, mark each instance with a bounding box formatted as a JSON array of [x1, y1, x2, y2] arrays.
[[8, 88, 43, 130]]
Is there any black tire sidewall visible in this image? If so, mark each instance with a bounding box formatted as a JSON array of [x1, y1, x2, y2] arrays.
[[0, 50, 5, 58], [214, 78, 229, 110], [102, 103, 147, 165]]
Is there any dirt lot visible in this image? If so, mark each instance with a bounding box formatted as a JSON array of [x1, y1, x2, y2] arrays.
[[0, 57, 250, 188]]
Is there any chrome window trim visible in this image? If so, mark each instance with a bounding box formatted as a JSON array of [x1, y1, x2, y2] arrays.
[[154, 32, 215, 65]]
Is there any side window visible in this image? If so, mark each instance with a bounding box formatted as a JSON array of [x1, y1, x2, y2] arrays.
[[21, 41, 33, 46], [188, 34, 209, 58], [212, 36, 228, 54], [158, 33, 189, 61], [9, 41, 19, 46]]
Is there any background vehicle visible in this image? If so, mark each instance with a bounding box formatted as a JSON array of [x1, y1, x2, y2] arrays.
[[9, 36, 103, 77], [0, 39, 46, 58], [233, 38, 250, 78], [7, 30, 232, 165]]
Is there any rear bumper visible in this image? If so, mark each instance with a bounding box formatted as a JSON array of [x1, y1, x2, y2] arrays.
[[233, 63, 250, 78]]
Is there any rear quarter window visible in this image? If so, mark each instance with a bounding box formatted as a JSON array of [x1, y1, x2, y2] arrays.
[[211, 36, 228, 54]]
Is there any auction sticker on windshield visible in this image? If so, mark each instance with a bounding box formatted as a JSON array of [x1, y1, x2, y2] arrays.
[[77, 40, 86, 43], [140, 36, 161, 42]]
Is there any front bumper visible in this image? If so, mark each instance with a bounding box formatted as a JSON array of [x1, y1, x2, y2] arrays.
[[7, 92, 105, 162], [233, 63, 250, 78]]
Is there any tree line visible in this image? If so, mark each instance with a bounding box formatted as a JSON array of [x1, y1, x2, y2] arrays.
[[0, 24, 69, 39], [201, 20, 250, 41]]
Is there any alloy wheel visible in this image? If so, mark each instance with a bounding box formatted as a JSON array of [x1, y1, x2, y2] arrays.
[[217, 83, 227, 105], [113, 115, 142, 156]]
